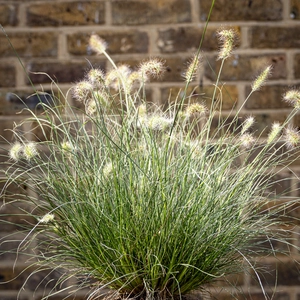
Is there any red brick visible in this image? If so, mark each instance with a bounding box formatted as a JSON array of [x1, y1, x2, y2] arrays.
[[67, 31, 149, 56], [27, 1, 105, 26], [112, 0, 191, 25], [199, 0, 283, 21], [0, 32, 58, 57], [250, 26, 300, 49]]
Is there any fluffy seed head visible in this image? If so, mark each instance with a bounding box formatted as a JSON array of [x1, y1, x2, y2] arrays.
[[103, 162, 113, 178], [239, 133, 255, 149], [61, 141, 75, 152], [148, 115, 173, 131], [87, 68, 105, 86], [217, 28, 236, 60], [241, 116, 255, 134], [73, 81, 93, 102], [283, 89, 300, 109], [267, 122, 282, 144], [23, 143, 38, 160], [284, 127, 300, 148], [39, 213, 55, 224], [185, 103, 207, 118], [251, 65, 272, 92], [9, 142, 23, 161], [139, 58, 165, 80], [89, 34, 107, 55], [184, 54, 201, 83]]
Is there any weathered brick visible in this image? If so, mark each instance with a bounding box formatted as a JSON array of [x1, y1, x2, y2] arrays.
[[111, 0, 191, 25], [250, 26, 300, 49], [244, 85, 290, 110], [205, 54, 287, 82], [27, 61, 105, 84], [0, 4, 18, 26], [250, 261, 300, 287], [161, 85, 238, 110], [0, 32, 57, 57], [294, 54, 300, 79], [27, 1, 105, 26], [67, 31, 149, 56], [199, 0, 283, 21], [291, 0, 300, 20], [0, 64, 16, 87], [157, 27, 240, 53]]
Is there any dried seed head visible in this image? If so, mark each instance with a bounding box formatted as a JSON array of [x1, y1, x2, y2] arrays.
[[86, 99, 97, 115], [89, 34, 107, 55], [251, 65, 272, 92], [23, 142, 38, 160], [267, 122, 282, 144], [61, 141, 75, 152], [87, 68, 105, 86], [39, 213, 55, 224], [241, 116, 255, 134], [73, 81, 93, 102], [139, 58, 165, 80], [283, 89, 300, 109], [9, 142, 23, 161], [184, 54, 201, 83], [185, 103, 207, 118], [239, 133, 255, 149], [217, 28, 236, 60], [284, 126, 300, 149], [105, 65, 131, 90], [148, 115, 173, 131]]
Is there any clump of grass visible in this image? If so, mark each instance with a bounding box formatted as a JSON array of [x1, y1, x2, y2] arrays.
[[1, 28, 300, 300]]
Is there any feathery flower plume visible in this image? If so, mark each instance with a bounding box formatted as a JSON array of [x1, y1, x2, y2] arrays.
[[87, 68, 105, 86], [184, 54, 201, 83], [217, 28, 236, 60], [241, 116, 255, 134], [61, 141, 75, 152], [267, 122, 282, 144], [283, 89, 300, 109], [148, 115, 173, 131], [139, 58, 165, 80], [185, 103, 207, 118], [284, 127, 300, 148], [39, 213, 55, 224], [23, 143, 38, 161], [251, 65, 272, 92], [239, 133, 255, 149], [9, 142, 22, 161], [89, 34, 107, 55], [73, 80, 93, 102], [103, 162, 113, 178]]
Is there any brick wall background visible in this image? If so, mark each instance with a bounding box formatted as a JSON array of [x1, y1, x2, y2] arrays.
[[0, 0, 300, 299]]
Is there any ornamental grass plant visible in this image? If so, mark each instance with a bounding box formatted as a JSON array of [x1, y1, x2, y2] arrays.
[[1, 25, 300, 300]]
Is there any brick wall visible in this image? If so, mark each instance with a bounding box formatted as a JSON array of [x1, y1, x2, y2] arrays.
[[0, 0, 300, 299]]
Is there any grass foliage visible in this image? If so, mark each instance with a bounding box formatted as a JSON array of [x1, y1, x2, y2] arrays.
[[1, 26, 300, 300]]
